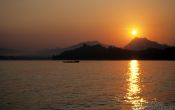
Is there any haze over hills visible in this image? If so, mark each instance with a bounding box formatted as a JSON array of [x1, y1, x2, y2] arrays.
[[55, 41, 112, 54], [124, 37, 171, 50], [53, 43, 131, 60], [0, 48, 21, 56], [29, 41, 111, 58], [0, 38, 174, 60], [53, 37, 175, 60], [0, 41, 112, 59]]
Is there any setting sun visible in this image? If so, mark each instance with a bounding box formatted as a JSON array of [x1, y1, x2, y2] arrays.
[[131, 30, 138, 36]]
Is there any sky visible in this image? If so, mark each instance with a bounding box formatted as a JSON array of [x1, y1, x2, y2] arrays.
[[1, 0, 175, 49]]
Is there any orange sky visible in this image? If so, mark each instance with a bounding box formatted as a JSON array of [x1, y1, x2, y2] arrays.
[[0, 0, 175, 49]]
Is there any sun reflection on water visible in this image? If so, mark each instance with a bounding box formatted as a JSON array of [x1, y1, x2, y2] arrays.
[[125, 60, 147, 110]]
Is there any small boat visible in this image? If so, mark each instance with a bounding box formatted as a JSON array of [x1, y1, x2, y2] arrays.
[[63, 60, 80, 63]]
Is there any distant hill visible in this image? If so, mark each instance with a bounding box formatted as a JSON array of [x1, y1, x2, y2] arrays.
[[0, 48, 19, 55], [53, 43, 175, 60], [1, 39, 175, 60], [0, 41, 112, 59], [61, 41, 112, 52], [124, 37, 170, 50], [37, 41, 112, 56], [53, 44, 132, 60], [0, 48, 16, 52]]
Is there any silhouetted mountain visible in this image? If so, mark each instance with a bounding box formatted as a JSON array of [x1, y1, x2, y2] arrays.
[[53, 43, 175, 60], [61, 41, 112, 52], [31, 41, 112, 58], [0, 40, 175, 60], [53, 44, 132, 60], [132, 47, 175, 60], [0, 48, 16, 53], [125, 37, 170, 50], [0, 48, 20, 55], [0, 41, 112, 59]]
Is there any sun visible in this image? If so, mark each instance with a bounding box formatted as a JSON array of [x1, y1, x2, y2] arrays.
[[131, 30, 137, 36], [127, 26, 141, 38]]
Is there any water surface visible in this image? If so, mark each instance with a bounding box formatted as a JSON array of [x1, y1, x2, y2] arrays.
[[0, 60, 175, 110]]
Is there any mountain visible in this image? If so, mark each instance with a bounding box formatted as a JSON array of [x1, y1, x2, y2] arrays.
[[0, 48, 16, 53], [53, 44, 132, 60], [0, 41, 112, 59], [124, 37, 170, 50], [62, 41, 111, 51], [35, 41, 112, 57], [53, 44, 175, 60], [0, 48, 20, 55], [1, 40, 175, 60]]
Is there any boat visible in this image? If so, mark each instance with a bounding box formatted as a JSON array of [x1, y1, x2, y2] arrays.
[[62, 60, 80, 63]]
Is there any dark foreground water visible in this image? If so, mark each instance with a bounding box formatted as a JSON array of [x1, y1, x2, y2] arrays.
[[0, 60, 175, 110]]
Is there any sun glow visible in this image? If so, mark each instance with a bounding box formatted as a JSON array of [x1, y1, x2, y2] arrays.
[[126, 26, 141, 39], [131, 30, 138, 36]]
